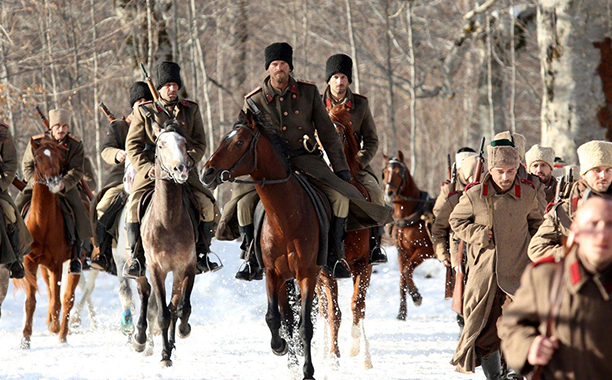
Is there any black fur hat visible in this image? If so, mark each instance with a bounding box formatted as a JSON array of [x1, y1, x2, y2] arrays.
[[129, 81, 154, 108], [325, 54, 353, 84], [264, 42, 293, 71], [156, 61, 182, 90]]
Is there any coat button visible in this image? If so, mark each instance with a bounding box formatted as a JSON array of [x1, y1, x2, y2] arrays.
[[283, 111, 288, 116], [280, 97, 284, 102], [285, 139, 290, 144], [295, 110, 300, 115], [282, 126, 287, 131], [292, 94, 297, 99], [298, 126, 303, 130], [299, 138, 304, 143]]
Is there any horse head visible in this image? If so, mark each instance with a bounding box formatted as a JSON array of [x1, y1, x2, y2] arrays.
[[201, 109, 262, 189], [152, 119, 194, 185], [327, 104, 361, 177], [123, 156, 136, 193], [382, 150, 416, 204], [31, 137, 64, 194]]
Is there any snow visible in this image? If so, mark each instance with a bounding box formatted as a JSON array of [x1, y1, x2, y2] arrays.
[[0, 241, 484, 380]]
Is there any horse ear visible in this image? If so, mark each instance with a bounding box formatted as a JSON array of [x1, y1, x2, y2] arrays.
[[244, 109, 257, 130], [397, 150, 404, 162], [31, 138, 40, 152]]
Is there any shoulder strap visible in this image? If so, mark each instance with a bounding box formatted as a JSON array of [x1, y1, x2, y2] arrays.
[[246, 97, 262, 116]]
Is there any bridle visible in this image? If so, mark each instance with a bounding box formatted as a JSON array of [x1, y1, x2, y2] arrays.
[[384, 158, 433, 204], [154, 128, 195, 183], [213, 123, 292, 188], [33, 143, 65, 186]]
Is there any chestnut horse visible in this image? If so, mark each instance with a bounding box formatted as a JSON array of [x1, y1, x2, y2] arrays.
[[202, 110, 319, 380], [316, 104, 373, 369], [0, 264, 7, 320], [382, 151, 435, 321], [19, 138, 80, 348]]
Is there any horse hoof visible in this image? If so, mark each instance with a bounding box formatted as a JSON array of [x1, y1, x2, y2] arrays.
[[425, 273, 433, 279], [20, 338, 30, 350], [59, 336, 67, 344], [49, 322, 60, 334], [132, 336, 146, 353], [178, 323, 191, 339], [349, 343, 360, 357], [363, 357, 373, 370], [272, 339, 288, 356], [160, 359, 172, 368], [396, 312, 407, 321], [414, 299, 423, 306], [70, 317, 81, 329]]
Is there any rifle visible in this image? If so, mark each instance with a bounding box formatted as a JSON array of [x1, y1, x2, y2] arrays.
[[99, 102, 116, 122], [451, 136, 486, 315], [139, 63, 172, 119], [444, 161, 458, 300], [446, 154, 452, 183], [34, 106, 94, 201]]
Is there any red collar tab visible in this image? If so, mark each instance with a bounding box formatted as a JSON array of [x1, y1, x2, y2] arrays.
[[181, 100, 188, 107], [464, 182, 479, 192], [346, 100, 353, 108], [515, 184, 521, 198], [533, 256, 557, 267], [483, 184, 489, 196], [571, 260, 581, 285], [265, 94, 274, 104], [572, 197, 579, 213], [325, 98, 331, 107], [155, 104, 164, 113], [521, 178, 535, 188], [291, 85, 297, 94]]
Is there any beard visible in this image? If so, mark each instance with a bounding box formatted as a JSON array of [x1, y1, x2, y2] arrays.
[[272, 72, 288, 85]]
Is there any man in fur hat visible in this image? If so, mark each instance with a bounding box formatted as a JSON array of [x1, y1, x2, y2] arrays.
[[0, 123, 32, 279], [449, 139, 542, 378], [16, 109, 92, 274], [215, 42, 391, 281], [123, 62, 219, 278], [321, 53, 387, 264], [528, 140, 612, 261], [525, 144, 557, 204], [90, 82, 153, 272]]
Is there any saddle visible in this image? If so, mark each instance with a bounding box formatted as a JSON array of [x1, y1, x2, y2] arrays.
[[21, 197, 78, 248], [393, 190, 434, 228], [137, 186, 200, 239], [252, 171, 332, 268]]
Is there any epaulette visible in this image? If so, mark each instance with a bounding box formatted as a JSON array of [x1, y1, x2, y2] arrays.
[[0, 122, 8, 129], [520, 178, 536, 189], [545, 200, 561, 214], [464, 182, 479, 192], [180, 99, 198, 107], [353, 93, 368, 100], [31, 133, 46, 140], [532, 256, 557, 267], [67, 133, 81, 143], [245, 86, 262, 98], [140, 100, 154, 105], [296, 79, 315, 86], [139, 103, 153, 119]]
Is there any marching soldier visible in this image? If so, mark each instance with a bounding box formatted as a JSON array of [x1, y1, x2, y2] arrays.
[[216, 42, 391, 281], [16, 109, 93, 274], [322, 53, 387, 264], [123, 61, 218, 278], [525, 144, 557, 204], [90, 82, 153, 272], [500, 197, 612, 379], [449, 139, 542, 378], [528, 140, 612, 261], [0, 123, 33, 278]]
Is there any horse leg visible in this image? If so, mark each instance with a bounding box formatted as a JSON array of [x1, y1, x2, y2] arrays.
[[350, 261, 373, 370], [405, 253, 425, 306], [320, 271, 341, 363], [118, 266, 135, 336], [314, 279, 330, 361], [59, 273, 80, 343], [70, 273, 87, 328], [168, 275, 182, 349], [40, 266, 53, 327], [0, 265, 7, 320], [48, 267, 62, 335], [21, 260, 38, 349], [132, 277, 151, 352], [84, 270, 99, 329], [265, 271, 287, 356], [279, 281, 297, 367], [150, 267, 172, 367], [397, 247, 408, 321], [297, 274, 317, 380], [177, 272, 195, 339]]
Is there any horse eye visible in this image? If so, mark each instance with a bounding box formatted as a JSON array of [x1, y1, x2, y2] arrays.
[[236, 140, 244, 147]]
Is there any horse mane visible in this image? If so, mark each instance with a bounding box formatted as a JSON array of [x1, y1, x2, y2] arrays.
[[327, 104, 361, 175], [237, 111, 292, 171]]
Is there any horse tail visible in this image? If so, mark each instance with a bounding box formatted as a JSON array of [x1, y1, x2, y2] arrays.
[[12, 270, 37, 294]]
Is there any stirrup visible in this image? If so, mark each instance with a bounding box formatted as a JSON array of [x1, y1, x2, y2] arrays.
[[204, 251, 224, 273], [370, 245, 388, 265], [123, 258, 144, 279], [332, 258, 351, 278]]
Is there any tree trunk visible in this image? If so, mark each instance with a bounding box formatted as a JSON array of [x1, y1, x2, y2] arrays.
[[44, 0, 58, 107], [229, 1, 248, 95], [406, 1, 417, 174], [91, 0, 102, 190], [385, 0, 397, 154], [538, 0, 608, 163], [345, 0, 360, 93]]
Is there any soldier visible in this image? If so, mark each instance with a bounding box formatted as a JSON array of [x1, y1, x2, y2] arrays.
[[528, 140, 612, 261], [500, 197, 612, 379], [123, 61, 218, 278], [449, 139, 542, 378], [525, 144, 557, 204], [16, 109, 93, 274], [90, 82, 153, 272], [216, 42, 390, 281], [0, 123, 33, 278], [322, 53, 387, 264]]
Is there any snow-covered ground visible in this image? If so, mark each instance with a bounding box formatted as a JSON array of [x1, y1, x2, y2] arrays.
[[0, 241, 484, 380]]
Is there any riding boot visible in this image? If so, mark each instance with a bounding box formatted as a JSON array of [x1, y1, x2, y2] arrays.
[[8, 259, 25, 279], [90, 223, 110, 272], [196, 221, 221, 274], [480, 351, 504, 380], [124, 222, 146, 279], [82, 240, 93, 271], [235, 224, 263, 281], [369, 225, 388, 265], [325, 217, 351, 279], [6, 223, 24, 279], [69, 240, 83, 274]]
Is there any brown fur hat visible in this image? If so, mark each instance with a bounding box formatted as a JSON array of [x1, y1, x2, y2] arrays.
[[487, 140, 520, 169]]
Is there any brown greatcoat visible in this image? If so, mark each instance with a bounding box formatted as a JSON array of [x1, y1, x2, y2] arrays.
[[499, 249, 612, 379], [519, 164, 547, 214], [101, 118, 129, 189], [449, 173, 542, 373], [528, 179, 612, 261], [541, 175, 558, 205], [216, 76, 391, 240], [431, 176, 467, 266]]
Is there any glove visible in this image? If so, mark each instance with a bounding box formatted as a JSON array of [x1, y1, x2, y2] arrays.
[[336, 170, 352, 182]]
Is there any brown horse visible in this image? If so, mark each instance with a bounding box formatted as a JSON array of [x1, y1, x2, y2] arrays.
[[131, 120, 197, 367], [316, 104, 373, 369], [18, 138, 80, 348], [202, 110, 319, 380], [382, 151, 435, 321]]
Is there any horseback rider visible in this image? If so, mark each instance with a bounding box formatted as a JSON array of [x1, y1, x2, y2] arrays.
[[0, 123, 33, 279], [322, 53, 387, 265], [216, 42, 391, 281], [16, 109, 93, 274], [123, 61, 218, 278], [90, 82, 153, 272]]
